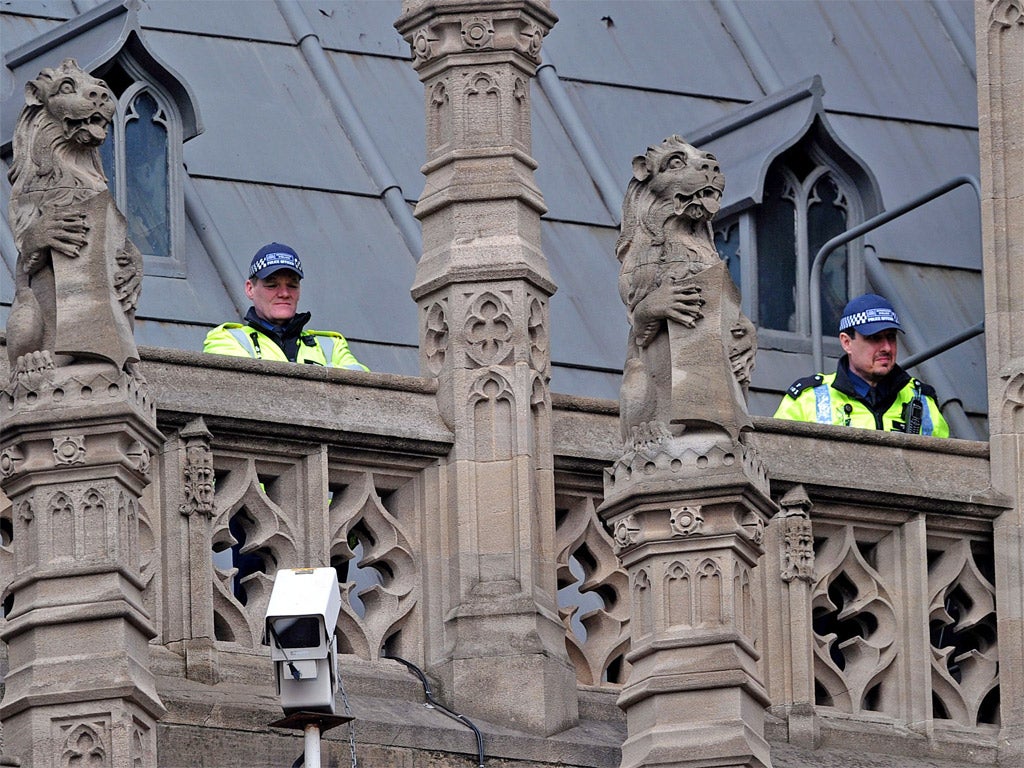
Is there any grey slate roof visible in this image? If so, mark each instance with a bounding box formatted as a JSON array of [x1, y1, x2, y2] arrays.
[[0, 0, 986, 435]]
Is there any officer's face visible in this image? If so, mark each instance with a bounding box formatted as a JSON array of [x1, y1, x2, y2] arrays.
[[246, 270, 301, 323], [841, 328, 898, 384]]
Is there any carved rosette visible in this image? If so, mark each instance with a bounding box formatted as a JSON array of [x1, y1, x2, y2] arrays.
[[613, 514, 640, 553], [398, 3, 556, 71], [52, 435, 86, 466], [0, 446, 25, 480], [461, 16, 495, 49], [669, 505, 704, 536]]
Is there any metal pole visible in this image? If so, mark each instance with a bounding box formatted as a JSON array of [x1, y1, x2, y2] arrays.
[[304, 723, 321, 768], [810, 175, 981, 373]]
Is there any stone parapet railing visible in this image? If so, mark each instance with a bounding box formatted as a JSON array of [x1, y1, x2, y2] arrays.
[[0, 347, 1009, 766]]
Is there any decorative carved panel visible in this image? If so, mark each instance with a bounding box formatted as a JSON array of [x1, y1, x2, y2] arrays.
[[812, 525, 898, 715], [556, 493, 630, 686], [328, 474, 417, 660], [928, 536, 999, 726]]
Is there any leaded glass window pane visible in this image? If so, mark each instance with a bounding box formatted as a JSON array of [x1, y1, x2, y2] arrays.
[[808, 174, 849, 335], [757, 172, 798, 331], [124, 92, 170, 258]]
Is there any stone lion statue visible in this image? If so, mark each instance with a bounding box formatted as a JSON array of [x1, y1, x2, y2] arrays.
[[616, 135, 755, 446], [6, 59, 142, 382]]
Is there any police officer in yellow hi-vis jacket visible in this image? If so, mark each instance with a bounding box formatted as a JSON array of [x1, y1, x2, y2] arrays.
[[773, 293, 948, 437], [203, 243, 368, 371]]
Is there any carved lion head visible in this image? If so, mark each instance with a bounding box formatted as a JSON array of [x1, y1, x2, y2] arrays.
[[616, 135, 725, 268], [631, 135, 724, 223], [8, 59, 113, 202]]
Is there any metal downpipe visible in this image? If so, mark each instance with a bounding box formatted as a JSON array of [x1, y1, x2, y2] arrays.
[[277, 0, 422, 261], [183, 173, 250, 316], [536, 61, 624, 225]]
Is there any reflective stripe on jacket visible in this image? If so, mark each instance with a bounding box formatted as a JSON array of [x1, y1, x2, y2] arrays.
[[203, 323, 368, 371], [774, 369, 949, 437]]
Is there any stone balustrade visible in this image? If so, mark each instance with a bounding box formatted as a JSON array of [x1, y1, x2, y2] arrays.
[[1, 346, 1004, 766]]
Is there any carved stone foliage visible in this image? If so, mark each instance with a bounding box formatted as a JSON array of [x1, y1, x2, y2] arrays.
[[812, 525, 899, 715], [928, 535, 999, 726], [179, 420, 215, 518], [328, 474, 416, 660], [555, 493, 631, 686]]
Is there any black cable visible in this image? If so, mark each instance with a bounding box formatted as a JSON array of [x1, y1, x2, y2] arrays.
[[383, 654, 485, 768]]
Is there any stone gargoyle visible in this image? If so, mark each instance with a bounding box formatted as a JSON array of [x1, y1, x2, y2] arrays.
[[5, 59, 143, 385], [616, 135, 755, 448]]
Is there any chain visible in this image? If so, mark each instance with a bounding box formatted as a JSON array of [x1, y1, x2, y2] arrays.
[[338, 675, 358, 768]]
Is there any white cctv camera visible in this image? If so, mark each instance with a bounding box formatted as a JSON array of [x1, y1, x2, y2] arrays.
[[264, 567, 342, 714]]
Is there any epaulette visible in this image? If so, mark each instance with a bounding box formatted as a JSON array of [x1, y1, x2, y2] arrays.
[[306, 330, 344, 339], [913, 379, 938, 399], [786, 374, 825, 399]]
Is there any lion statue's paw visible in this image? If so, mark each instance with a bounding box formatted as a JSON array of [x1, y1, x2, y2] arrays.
[[12, 350, 56, 389]]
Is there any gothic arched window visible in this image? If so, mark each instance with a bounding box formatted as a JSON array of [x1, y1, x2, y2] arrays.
[[714, 133, 868, 341], [98, 56, 186, 277]]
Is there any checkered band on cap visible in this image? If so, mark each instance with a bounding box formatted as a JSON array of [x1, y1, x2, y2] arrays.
[[839, 307, 899, 332], [249, 250, 302, 279]]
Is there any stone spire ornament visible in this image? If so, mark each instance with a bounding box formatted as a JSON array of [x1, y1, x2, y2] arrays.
[[395, 0, 578, 736]]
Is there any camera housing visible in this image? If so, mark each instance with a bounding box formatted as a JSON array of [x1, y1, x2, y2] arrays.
[[264, 567, 342, 714]]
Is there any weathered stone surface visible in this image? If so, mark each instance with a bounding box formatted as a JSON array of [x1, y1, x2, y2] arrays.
[[977, 2, 1024, 763], [6, 60, 142, 381]]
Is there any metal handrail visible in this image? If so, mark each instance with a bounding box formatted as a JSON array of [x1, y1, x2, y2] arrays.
[[900, 320, 985, 370], [810, 174, 981, 373]]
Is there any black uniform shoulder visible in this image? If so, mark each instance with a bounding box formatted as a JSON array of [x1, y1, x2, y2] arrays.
[[912, 379, 939, 399], [786, 374, 825, 399]]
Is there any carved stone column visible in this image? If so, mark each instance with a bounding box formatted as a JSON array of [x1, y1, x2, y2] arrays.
[[0, 60, 163, 767], [976, 2, 1024, 763], [598, 133, 775, 768], [0, 367, 165, 767], [395, 1, 578, 735], [599, 439, 775, 768], [763, 486, 816, 748]]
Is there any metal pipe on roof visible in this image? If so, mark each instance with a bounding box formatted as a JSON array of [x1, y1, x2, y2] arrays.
[[183, 173, 250, 316], [276, 0, 422, 261], [928, 0, 976, 79], [536, 61, 624, 225], [711, 0, 785, 95]]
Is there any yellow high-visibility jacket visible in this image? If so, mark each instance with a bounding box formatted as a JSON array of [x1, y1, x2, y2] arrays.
[[774, 358, 948, 437], [204, 310, 367, 371]]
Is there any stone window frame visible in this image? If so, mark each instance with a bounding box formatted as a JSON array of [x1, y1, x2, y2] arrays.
[[99, 52, 187, 279], [715, 138, 869, 351]]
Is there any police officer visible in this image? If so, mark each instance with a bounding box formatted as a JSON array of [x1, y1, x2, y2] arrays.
[[204, 242, 368, 370], [773, 293, 948, 437]]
